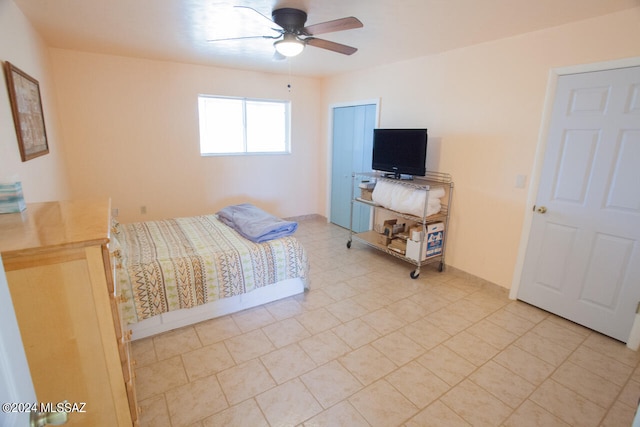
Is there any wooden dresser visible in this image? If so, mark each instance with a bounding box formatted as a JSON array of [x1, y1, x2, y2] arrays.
[[0, 199, 137, 426]]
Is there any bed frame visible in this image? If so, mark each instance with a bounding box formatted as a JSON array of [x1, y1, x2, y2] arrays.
[[128, 277, 305, 340], [112, 211, 309, 341]]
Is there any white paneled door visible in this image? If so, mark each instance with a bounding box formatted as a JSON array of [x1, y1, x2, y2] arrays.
[[518, 66, 640, 342], [0, 256, 37, 426]]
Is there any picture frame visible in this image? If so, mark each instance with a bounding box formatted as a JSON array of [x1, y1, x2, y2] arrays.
[[4, 61, 49, 162]]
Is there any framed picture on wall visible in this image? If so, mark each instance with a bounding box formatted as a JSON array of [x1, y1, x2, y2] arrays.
[[4, 61, 49, 162]]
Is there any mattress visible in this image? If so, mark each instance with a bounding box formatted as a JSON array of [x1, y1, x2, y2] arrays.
[[112, 214, 309, 325]]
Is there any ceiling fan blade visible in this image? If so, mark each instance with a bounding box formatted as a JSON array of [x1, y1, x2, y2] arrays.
[[303, 17, 363, 36], [207, 35, 279, 42], [234, 5, 282, 28], [305, 38, 358, 55], [207, 6, 282, 43]]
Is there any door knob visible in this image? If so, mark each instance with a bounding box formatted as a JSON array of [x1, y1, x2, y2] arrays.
[[536, 206, 547, 214], [30, 403, 68, 426]]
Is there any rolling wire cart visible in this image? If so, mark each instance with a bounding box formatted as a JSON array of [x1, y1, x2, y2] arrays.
[[346, 171, 453, 279]]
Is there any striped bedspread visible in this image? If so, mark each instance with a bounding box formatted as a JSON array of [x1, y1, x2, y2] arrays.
[[112, 214, 309, 325]]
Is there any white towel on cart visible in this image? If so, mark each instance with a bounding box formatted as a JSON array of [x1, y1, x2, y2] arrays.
[[372, 180, 444, 217]]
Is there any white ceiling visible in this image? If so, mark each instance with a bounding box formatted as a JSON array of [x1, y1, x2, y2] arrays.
[[13, 0, 640, 77]]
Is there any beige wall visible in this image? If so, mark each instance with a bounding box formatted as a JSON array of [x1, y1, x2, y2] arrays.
[[322, 8, 640, 289], [0, 0, 69, 202], [49, 49, 324, 222], [4, 0, 639, 291]]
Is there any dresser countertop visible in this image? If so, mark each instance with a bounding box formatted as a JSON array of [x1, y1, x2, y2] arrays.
[[0, 199, 111, 256]]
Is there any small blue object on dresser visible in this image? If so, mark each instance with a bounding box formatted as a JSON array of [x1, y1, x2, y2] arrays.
[[0, 181, 26, 213]]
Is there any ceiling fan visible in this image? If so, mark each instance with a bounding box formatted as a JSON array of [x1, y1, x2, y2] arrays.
[[208, 6, 363, 58]]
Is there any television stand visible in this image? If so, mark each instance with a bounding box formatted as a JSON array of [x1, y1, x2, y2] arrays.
[[347, 171, 453, 279]]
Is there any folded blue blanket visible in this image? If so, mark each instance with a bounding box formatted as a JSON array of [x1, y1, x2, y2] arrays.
[[217, 203, 298, 243]]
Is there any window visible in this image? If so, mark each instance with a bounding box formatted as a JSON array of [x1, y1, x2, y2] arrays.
[[198, 95, 290, 155]]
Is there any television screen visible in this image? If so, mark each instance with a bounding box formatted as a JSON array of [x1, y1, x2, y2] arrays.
[[372, 128, 428, 178]]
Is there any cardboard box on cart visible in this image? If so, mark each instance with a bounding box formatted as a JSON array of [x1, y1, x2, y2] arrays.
[[406, 222, 445, 262], [358, 181, 375, 201]]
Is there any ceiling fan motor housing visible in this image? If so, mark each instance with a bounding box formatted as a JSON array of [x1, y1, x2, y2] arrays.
[[272, 8, 308, 33]]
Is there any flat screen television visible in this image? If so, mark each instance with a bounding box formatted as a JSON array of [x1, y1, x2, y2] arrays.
[[372, 128, 428, 179]]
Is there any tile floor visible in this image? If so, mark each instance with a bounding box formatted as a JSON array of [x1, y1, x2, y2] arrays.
[[132, 217, 640, 426]]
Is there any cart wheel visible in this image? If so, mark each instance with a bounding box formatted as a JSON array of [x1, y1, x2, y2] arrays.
[[438, 262, 444, 272], [410, 270, 420, 279], [347, 240, 352, 249]]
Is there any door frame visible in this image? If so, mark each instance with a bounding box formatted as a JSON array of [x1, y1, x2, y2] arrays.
[[325, 99, 380, 220], [509, 56, 640, 344]]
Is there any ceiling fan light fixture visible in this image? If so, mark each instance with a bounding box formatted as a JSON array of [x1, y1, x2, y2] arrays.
[[274, 33, 305, 57]]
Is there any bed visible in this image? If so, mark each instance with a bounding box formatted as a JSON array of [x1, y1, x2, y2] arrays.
[[111, 205, 309, 340]]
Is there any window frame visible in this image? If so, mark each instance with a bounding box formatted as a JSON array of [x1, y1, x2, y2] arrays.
[[198, 94, 291, 156]]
